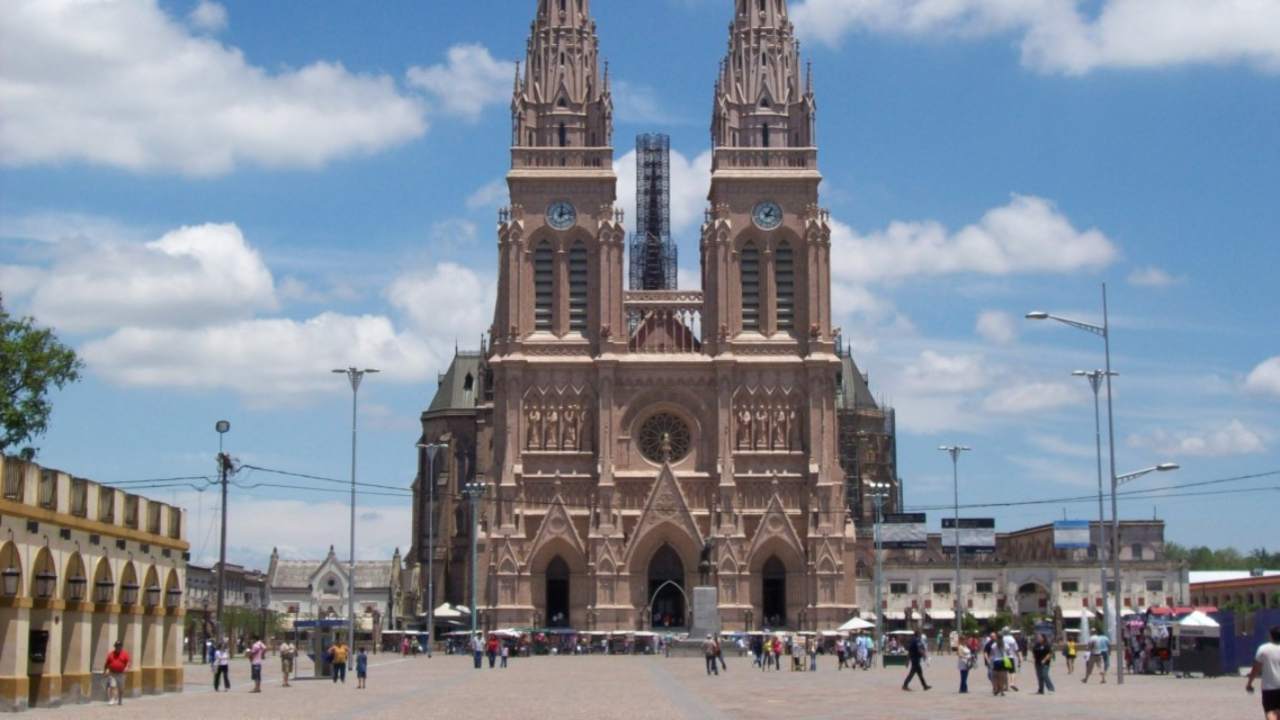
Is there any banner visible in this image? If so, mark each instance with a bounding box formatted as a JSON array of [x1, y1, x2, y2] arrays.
[[882, 513, 927, 549], [1054, 520, 1092, 549], [941, 517, 996, 554]]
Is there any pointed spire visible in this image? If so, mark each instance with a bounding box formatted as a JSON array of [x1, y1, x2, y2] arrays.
[[513, 61, 521, 93]]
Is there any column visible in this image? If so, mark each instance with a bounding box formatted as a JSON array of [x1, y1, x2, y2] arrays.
[[162, 609, 185, 693], [0, 599, 31, 712], [28, 599, 63, 707], [118, 606, 143, 698], [140, 605, 164, 694], [89, 604, 117, 702], [60, 601, 93, 704]]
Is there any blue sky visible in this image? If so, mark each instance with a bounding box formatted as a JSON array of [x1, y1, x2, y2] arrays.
[[2, 0, 1278, 568]]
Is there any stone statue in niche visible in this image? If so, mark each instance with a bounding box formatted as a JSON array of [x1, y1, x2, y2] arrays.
[[579, 406, 592, 451], [526, 404, 542, 450], [736, 406, 752, 450], [773, 405, 788, 449], [563, 404, 579, 451], [545, 405, 560, 450], [754, 406, 769, 450], [788, 407, 801, 450]]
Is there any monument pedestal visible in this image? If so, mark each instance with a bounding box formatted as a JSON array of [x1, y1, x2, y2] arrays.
[[664, 587, 721, 657]]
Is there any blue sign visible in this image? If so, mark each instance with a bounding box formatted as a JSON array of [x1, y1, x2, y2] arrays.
[[293, 619, 349, 629], [1054, 520, 1091, 549]]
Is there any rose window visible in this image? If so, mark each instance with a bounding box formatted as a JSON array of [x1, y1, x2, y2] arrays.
[[638, 413, 691, 464]]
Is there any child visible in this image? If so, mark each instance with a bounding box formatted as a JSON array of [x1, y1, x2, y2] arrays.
[[500, 641, 509, 668], [356, 647, 368, 689]]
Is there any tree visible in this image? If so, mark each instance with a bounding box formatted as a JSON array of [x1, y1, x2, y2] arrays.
[[0, 296, 82, 457]]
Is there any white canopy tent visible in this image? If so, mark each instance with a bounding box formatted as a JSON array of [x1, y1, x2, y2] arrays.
[[838, 617, 876, 632]]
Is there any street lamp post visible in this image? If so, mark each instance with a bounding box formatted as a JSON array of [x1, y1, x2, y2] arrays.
[[939, 445, 971, 636], [333, 367, 379, 661], [865, 480, 891, 654], [1073, 369, 1117, 634], [214, 420, 230, 644], [462, 481, 488, 641], [1113, 462, 1180, 670], [416, 440, 447, 658]]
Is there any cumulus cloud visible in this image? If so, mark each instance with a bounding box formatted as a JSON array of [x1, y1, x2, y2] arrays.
[[791, 0, 1280, 76], [29, 223, 277, 333], [465, 179, 509, 211], [406, 43, 512, 120], [829, 195, 1116, 285], [188, 0, 227, 32], [1128, 418, 1268, 457], [615, 148, 712, 236], [901, 350, 991, 393], [0, 0, 426, 176], [982, 381, 1081, 414], [976, 310, 1017, 344], [1127, 266, 1181, 287], [1245, 357, 1280, 398], [613, 80, 688, 125], [386, 261, 495, 345]]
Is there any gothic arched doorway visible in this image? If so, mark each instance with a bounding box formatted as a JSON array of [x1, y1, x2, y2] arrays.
[[546, 556, 570, 627], [648, 544, 685, 628], [762, 555, 787, 627]]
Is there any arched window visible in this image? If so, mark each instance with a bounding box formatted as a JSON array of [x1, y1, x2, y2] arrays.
[[774, 241, 794, 331], [568, 242, 588, 332], [761, 124, 770, 148], [558, 123, 568, 147], [534, 241, 554, 331], [740, 242, 760, 331]]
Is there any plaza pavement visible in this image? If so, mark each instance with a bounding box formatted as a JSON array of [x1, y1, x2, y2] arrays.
[[26, 651, 1257, 720]]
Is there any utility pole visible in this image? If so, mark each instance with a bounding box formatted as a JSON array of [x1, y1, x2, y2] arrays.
[[333, 367, 378, 664], [940, 445, 971, 638], [214, 420, 230, 643], [416, 441, 446, 658], [463, 481, 488, 640], [865, 480, 891, 654]]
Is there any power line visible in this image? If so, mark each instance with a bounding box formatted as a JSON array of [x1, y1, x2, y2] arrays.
[[239, 464, 409, 492]]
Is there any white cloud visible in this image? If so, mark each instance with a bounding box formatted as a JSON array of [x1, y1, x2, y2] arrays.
[[0, 265, 45, 300], [188, 0, 227, 32], [28, 223, 277, 333], [465, 179, 509, 211], [612, 80, 686, 125], [615, 148, 712, 236], [1028, 433, 1097, 460], [1127, 266, 1181, 287], [1245, 357, 1280, 398], [829, 194, 1116, 284], [386, 261, 495, 346], [982, 381, 1081, 414], [27, 222, 277, 333], [901, 350, 991, 393], [406, 43, 512, 120], [791, 0, 1280, 75], [1127, 418, 1268, 457], [0, 0, 426, 176], [81, 312, 436, 403], [976, 310, 1017, 344]]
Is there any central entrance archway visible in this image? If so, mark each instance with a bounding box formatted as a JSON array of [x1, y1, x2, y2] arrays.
[[762, 555, 787, 627], [648, 544, 685, 628], [546, 556, 570, 627]]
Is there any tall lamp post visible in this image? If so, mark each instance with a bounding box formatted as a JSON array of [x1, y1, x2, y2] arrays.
[[214, 420, 230, 644], [939, 445, 971, 635], [333, 367, 379, 660], [1072, 369, 1117, 632], [462, 481, 488, 640], [1111, 462, 1179, 681], [416, 440, 447, 658], [865, 480, 891, 654]]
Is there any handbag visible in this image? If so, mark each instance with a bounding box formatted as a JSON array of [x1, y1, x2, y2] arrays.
[[1002, 657, 1015, 672]]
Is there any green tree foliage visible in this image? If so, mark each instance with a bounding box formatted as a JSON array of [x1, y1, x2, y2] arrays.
[[0, 296, 83, 457], [1165, 542, 1280, 570]]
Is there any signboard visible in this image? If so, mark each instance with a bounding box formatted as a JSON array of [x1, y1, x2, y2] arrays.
[[941, 517, 996, 554], [1053, 520, 1092, 549], [882, 513, 927, 549]]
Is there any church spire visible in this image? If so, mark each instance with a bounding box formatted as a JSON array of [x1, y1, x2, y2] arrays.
[[513, 0, 612, 152], [712, 0, 815, 152]]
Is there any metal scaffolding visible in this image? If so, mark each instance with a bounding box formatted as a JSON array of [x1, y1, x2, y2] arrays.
[[629, 133, 677, 290]]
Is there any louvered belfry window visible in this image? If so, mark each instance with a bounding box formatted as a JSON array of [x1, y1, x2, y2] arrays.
[[741, 242, 761, 331], [534, 242, 554, 331], [775, 241, 794, 331], [568, 242, 588, 332]]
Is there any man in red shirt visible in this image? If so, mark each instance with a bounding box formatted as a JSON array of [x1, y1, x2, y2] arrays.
[[103, 641, 130, 706]]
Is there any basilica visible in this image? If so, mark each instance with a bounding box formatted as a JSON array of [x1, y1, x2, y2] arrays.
[[408, 0, 899, 633]]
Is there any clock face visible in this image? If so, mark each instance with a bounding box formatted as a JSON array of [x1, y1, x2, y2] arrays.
[[546, 201, 577, 230], [752, 201, 783, 230]]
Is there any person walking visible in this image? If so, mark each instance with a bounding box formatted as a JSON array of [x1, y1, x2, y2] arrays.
[[956, 635, 973, 694], [329, 639, 349, 683], [1002, 628, 1021, 692], [717, 636, 728, 672], [1246, 625, 1280, 720], [279, 639, 295, 687], [248, 634, 266, 693], [984, 631, 1008, 696], [356, 647, 369, 689], [703, 634, 720, 676], [1081, 632, 1105, 684], [837, 637, 847, 670], [902, 630, 931, 691], [1095, 631, 1112, 675], [471, 632, 484, 670], [213, 641, 231, 692], [1032, 634, 1056, 694], [103, 641, 131, 706], [486, 634, 499, 669], [808, 636, 817, 672], [500, 640, 510, 668], [1064, 636, 1077, 675]]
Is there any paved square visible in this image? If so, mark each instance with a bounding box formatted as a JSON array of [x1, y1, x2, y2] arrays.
[[28, 652, 1258, 719]]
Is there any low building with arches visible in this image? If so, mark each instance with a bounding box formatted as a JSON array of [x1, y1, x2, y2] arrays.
[[0, 455, 187, 712]]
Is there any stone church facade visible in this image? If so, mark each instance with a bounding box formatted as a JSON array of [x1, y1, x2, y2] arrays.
[[408, 0, 897, 632]]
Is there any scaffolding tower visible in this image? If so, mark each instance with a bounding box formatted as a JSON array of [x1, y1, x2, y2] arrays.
[[629, 133, 678, 290]]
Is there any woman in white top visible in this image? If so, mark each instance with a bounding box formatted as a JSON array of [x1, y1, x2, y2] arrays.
[[957, 639, 973, 694]]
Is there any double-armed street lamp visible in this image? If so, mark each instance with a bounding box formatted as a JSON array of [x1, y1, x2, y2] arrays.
[[333, 367, 379, 659], [864, 479, 892, 652], [462, 481, 488, 638], [939, 445, 971, 633], [416, 440, 448, 657]]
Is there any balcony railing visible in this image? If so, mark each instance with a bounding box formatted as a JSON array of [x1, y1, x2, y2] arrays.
[[712, 147, 817, 172], [3, 458, 23, 500], [71, 478, 88, 517], [511, 146, 612, 170], [38, 469, 56, 509], [624, 291, 704, 354]]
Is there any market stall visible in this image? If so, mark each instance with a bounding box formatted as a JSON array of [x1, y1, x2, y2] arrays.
[[1172, 611, 1222, 677]]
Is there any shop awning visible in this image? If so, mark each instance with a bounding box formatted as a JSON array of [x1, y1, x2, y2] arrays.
[[1061, 608, 1095, 619], [882, 611, 906, 620], [925, 610, 956, 620], [970, 610, 997, 619]]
